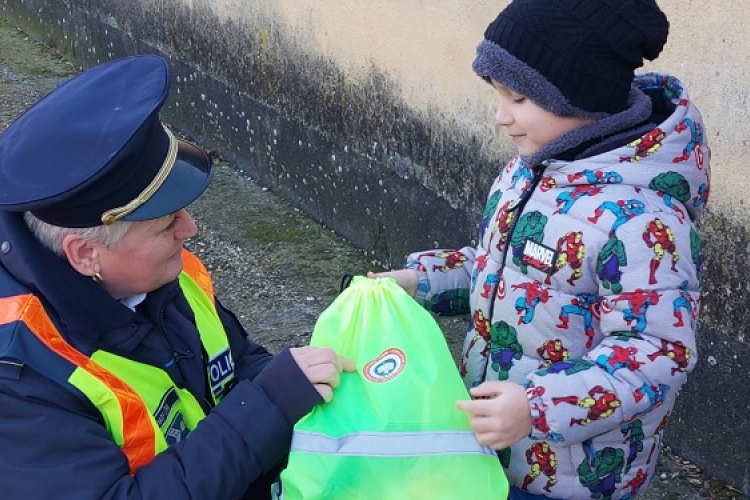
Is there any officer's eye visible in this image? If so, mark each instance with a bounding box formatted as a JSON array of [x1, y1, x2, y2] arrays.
[[162, 216, 177, 232]]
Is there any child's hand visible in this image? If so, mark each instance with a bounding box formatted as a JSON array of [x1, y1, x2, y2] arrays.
[[456, 381, 533, 450], [366, 269, 419, 298]]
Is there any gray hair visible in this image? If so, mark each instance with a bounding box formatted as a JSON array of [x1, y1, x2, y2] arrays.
[[23, 212, 132, 257]]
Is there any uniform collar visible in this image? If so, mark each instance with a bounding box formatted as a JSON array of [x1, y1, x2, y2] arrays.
[[120, 293, 147, 311]]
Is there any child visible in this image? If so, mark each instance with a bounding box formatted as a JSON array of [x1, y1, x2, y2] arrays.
[[370, 0, 710, 498]]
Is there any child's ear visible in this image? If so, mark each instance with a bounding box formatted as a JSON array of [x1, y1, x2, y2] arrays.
[[62, 234, 99, 277]]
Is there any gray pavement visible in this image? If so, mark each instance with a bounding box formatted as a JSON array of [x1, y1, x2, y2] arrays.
[[0, 15, 743, 500]]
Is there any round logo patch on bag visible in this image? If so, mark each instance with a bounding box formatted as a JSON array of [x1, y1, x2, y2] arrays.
[[364, 348, 406, 382]]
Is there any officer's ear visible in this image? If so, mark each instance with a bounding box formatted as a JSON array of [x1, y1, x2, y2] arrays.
[[62, 234, 99, 278]]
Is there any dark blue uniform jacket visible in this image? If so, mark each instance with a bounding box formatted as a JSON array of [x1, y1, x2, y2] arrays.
[[0, 211, 321, 499]]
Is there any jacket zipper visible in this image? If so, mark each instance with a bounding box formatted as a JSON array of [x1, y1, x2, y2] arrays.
[[500, 163, 548, 266], [478, 163, 547, 380]]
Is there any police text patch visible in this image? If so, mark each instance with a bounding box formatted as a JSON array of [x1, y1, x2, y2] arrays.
[[208, 348, 235, 400]]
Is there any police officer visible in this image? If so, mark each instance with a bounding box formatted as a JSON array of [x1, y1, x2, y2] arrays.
[[0, 55, 354, 499]]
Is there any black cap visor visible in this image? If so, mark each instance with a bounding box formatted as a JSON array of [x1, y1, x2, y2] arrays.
[[121, 140, 213, 222]]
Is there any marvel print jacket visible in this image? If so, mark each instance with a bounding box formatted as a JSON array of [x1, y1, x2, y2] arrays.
[[406, 74, 710, 500]]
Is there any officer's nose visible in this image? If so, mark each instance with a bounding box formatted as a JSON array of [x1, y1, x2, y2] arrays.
[[174, 209, 198, 239]]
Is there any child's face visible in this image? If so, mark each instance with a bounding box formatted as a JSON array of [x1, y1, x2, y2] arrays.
[[491, 80, 594, 157]]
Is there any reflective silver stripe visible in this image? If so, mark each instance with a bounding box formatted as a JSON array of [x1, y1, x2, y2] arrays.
[[290, 430, 496, 457]]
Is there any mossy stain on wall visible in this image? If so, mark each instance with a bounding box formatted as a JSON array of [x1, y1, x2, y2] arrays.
[[695, 208, 750, 344], [66, 0, 499, 211], [2, 0, 503, 262]]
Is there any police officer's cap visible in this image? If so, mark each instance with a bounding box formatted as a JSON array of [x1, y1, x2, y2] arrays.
[[0, 55, 213, 227]]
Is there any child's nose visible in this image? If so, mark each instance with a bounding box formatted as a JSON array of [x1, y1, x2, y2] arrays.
[[494, 100, 513, 126]]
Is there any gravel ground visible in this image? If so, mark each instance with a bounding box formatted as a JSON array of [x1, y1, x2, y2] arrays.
[[0, 16, 744, 500]]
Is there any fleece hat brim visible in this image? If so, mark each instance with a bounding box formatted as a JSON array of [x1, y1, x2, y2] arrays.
[[472, 40, 611, 119]]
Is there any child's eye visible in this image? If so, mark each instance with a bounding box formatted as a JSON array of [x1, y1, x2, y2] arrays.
[[513, 96, 526, 103]]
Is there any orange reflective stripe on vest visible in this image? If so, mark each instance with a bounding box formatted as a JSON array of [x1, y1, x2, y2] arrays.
[[0, 294, 156, 472], [181, 249, 214, 301]]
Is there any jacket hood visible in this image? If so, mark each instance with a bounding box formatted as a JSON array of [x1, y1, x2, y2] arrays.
[[542, 73, 710, 223]]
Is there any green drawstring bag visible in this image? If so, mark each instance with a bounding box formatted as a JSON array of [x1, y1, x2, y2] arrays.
[[279, 276, 508, 499]]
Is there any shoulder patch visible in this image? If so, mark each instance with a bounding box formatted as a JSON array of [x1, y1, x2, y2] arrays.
[[0, 359, 23, 380]]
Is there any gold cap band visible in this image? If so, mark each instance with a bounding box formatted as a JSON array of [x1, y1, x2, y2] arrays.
[[100, 126, 178, 225]]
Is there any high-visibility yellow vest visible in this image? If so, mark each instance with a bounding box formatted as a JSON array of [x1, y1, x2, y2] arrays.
[[0, 249, 234, 473]]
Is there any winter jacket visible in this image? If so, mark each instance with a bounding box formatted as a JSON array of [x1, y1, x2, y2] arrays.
[[0, 210, 322, 499], [406, 73, 710, 500]]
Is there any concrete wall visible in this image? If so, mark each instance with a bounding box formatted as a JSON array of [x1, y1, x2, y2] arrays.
[[1, 0, 749, 493]]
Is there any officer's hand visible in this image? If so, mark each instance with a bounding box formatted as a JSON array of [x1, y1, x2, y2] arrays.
[[456, 381, 533, 450], [366, 269, 419, 298], [290, 347, 356, 403]]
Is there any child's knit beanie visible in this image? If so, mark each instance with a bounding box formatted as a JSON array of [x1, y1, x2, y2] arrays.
[[473, 0, 669, 117]]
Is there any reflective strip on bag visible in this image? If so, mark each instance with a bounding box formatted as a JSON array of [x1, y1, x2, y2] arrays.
[[290, 430, 497, 457]]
